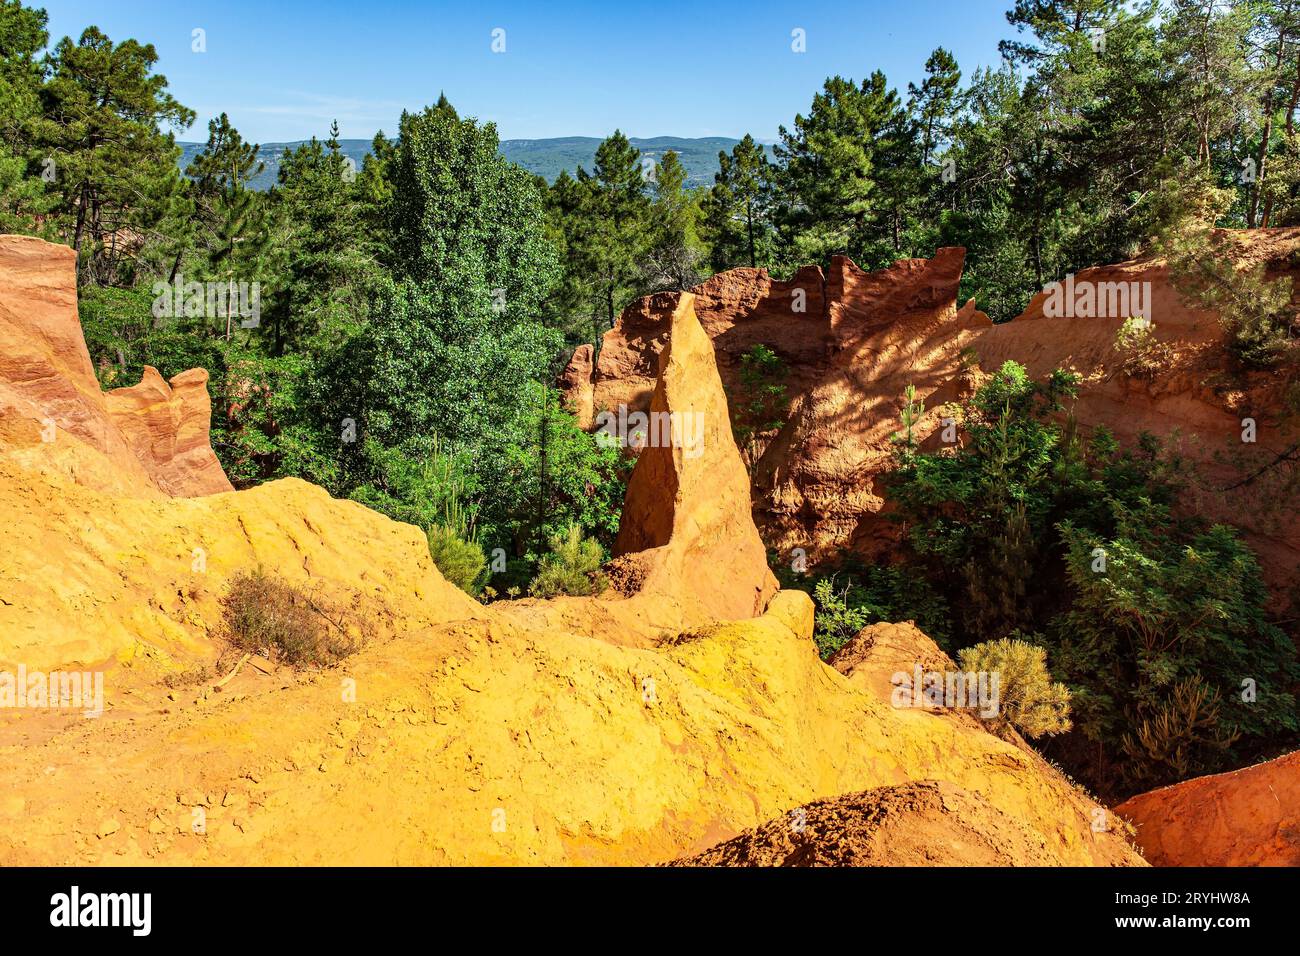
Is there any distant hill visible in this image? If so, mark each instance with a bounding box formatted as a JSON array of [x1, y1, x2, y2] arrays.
[[177, 136, 771, 191]]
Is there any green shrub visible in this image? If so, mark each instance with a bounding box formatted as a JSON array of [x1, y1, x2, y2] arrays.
[[886, 362, 1298, 795], [786, 562, 952, 660], [811, 578, 875, 659], [427, 524, 488, 595], [528, 525, 607, 598], [728, 343, 789, 464], [221, 567, 362, 667], [1119, 677, 1238, 786], [1053, 501, 1299, 790], [958, 636, 1071, 738], [888, 361, 1080, 642]]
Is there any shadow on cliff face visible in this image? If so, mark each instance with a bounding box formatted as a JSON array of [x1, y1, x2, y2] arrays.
[[562, 235, 1300, 610]]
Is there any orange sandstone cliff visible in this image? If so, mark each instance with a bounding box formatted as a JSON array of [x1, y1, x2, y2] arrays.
[[0, 234, 232, 499], [561, 233, 1300, 603], [1116, 750, 1300, 866]]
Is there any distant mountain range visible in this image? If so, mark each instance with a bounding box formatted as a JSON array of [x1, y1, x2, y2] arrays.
[[176, 136, 771, 191]]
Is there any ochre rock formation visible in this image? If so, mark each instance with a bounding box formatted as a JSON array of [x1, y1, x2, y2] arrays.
[[106, 366, 233, 497], [0, 235, 231, 498], [1116, 750, 1300, 866], [672, 781, 1097, 866], [557, 342, 595, 430], [0, 574, 1141, 865], [612, 293, 779, 622], [0, 461, 484, 672], [493, 293, 781, 642], [570, 264, 830, 428], [830, 620, 961, 707], [562, 233, 1300, 603], [0, 244, 1143, 866], [563, 249, 990, 566]]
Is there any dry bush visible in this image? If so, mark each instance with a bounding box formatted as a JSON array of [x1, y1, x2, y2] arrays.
[[221, 567, 368, 668], [1115, 318, 1176, 379]]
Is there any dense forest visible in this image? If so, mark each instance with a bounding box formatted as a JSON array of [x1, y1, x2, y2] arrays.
[[2, 0, 1298, 796]]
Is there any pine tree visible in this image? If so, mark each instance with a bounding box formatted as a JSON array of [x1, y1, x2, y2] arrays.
[[0, 0, 53, 234], [263, 120, 374, 351], [183, 113, 268, 337], [573, 131, 650, 332], [642, 150, 704, 291], [34, 26, 194, 285], [772, 72, 912, 265], [908, 47, 962, 168], [703, 133, 774, 270]]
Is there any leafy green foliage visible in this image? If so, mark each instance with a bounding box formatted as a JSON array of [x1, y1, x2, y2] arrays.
[[34, 24, 195, 286], [642, 149, 706, 291], [810, 578, 874, 659], [774, 72, 916, 267], [889, 361, 1298, 796], [0, 0, 54, 234], [1119, 677, 1239, 786], [792, 565, 952, 660], [728, 344, 789, 464], [1054, 502, 1299, 790], [889, 361, 1081, 641], [543, 130, 655, 344], [260, 122, 377, 353], [426, 525, 489, 597]]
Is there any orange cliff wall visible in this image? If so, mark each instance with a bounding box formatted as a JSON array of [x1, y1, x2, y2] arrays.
[[561, 234, 1300, 604], [0, 234, 232, 498], [1116, 750, 1300, 866]]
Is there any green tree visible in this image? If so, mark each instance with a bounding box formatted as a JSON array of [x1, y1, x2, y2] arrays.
[[908, 47, 963, 168], [577, 130, 651, 331], [180, 113, 268, 336], [0, 0, 52, 233], [642, 149, 704, 291], [528, 525, 608, 598], [35, 25, 194, 285], [264, 121, 376, 353], [703, 133, 775, 270], [773, 72, 914, 265], [541, 168, 600, 344]]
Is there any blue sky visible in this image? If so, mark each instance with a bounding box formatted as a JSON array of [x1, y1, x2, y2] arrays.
[[40, 0, 1015, 143]]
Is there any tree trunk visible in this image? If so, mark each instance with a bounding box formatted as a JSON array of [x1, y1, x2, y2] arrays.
[[1250, 28, 1289, 228], [71, 183, 88, 287], [746, 201, 756, 268], [1264, 51, 1300, 227]]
